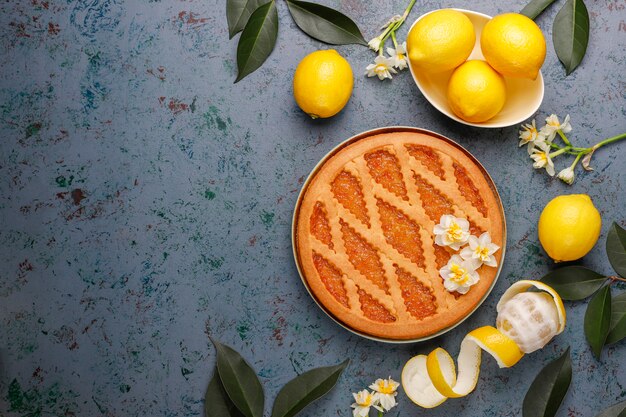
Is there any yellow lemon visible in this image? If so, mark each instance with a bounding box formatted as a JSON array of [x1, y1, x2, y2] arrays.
[[446, 60, 506, 123], [407, 9, 475, 73], [480, 13, 546, 80], [293, 50, 353, 119], [538, 194, 601, 262]]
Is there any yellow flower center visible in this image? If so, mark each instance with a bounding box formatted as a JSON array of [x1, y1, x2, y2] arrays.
[[375, 64, 388, 74], [525, 126, 538, 139], [446, 223, 464, 241], [396, 53, 405, 60], [358, 394, 373, 406], [377, 382, 395, 394], [547, 119, 559, 127], [476, 246, 490, 259], [450, 264, 469, 285]]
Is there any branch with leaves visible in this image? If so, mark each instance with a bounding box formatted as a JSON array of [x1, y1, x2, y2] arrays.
[[541, 222, 626, 359], [227, 0, 366, 82], [521, 0, 589, 75], [206, 338, 348, 417]]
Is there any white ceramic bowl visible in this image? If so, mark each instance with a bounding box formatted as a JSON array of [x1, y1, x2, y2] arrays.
[[407, 9, 544, 128]]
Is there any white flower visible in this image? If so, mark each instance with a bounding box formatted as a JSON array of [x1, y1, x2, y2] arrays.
[[433, 214, 470, 250], [351, 390, 380, 417], [386, 42, 408, 70], [460, 232, 500, 267], [557, 166, 575, 185], [369, 377, 399, 411], [365, 56, 397, 80], [439, 255, 480, 294], [540, 114, 572, 141], [368, 37, 382, 52], [518, 120, 547, 154], [530, 141, 555, 176]]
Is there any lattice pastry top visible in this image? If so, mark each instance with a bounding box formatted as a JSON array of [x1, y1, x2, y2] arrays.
[[294, 130, 505, 341]]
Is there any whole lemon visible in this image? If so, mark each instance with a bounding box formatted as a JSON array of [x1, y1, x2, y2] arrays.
[[480, 13, 546, 80], [446, 60, 506, 123], [293, 50, 353, 119], [407, 9, 475, 73], [538, 194, 602, 262]]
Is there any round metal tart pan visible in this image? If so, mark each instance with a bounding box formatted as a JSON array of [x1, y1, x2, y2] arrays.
[[291, 126, 507, 343]]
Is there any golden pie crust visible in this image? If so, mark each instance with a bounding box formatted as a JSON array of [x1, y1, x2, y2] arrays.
[[293, 129, 505, 341]]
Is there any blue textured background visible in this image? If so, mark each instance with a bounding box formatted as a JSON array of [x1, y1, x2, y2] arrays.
[[0, 0, 624, 416]]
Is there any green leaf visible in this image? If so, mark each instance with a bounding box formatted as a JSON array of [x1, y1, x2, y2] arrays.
[[521, 0, 558, 19], [522, 347, 572, 417], [227, 0, 270, 39], [212, 339, 264, 417], [607, 222, 626, 278], [595, 400, 626, 417], [541, 266, 608, 300], [606, 291, 626, 345], [205, 370, 246, 417], [271, 360, 349, 417], [584, 285, 612, 359], [235, 1, 278, 83], [286, 0, 367, 46], [552, 0, 590, 75]]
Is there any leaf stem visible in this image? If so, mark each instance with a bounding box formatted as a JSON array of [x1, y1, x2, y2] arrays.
[[378, 411, 384, 417], [609, 275, 626, 283], [557, 130, 572, 146], [548, 142, 584, 154], [401, 0, 418, 20], [549, 147, 570, 158], [381, 0, 418, 47], [593, 132, 626, 149], [569, 151, 583, 169]]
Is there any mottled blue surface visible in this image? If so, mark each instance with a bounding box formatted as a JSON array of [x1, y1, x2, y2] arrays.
[[0, 0, 624, 416]]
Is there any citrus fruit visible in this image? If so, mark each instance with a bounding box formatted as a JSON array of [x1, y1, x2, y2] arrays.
[[446, 60, 506, 123], [480, 13, 546, 80], [402, 325, 523, 408], [538, 194, 601, 262], [497, 293, 560, 353], [293, 50, 353, 119], [407, 9, 475, 73], [496, 280, 566, 353], [402, 280, 566, 409]]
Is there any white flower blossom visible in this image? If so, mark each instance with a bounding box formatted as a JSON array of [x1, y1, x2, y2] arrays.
[[540, 114, 572, 141], [557, 166, 575, 185], [368, 37, 382, 52], [351, 390, 380, 417], [369, 378, 399, 411], [433, 215, 470, 250], [460, 232, 500, 267], [519, 119, 547, 154], [530, 141, 555, 176], [365, 56, 397, 80], [386, 42, 408, 70], [439, 255, 480, 295]]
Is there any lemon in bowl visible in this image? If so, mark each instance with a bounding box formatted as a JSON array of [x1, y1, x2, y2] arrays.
[[447, 60, 506, 123], [407, 9, 475, 73], [406, 9, 544, 128], [481, 13, 546, 80]]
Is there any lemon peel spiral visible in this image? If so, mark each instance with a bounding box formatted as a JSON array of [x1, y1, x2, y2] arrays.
[[402, 280, 566, 408]]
